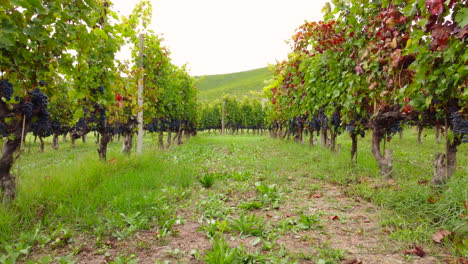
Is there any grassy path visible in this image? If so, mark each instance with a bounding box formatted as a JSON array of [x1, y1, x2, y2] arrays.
[[1, 133, 466, 263]]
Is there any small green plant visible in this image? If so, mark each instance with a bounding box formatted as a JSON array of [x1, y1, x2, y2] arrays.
[[55, 253, 77, 264], [201, 219, 231, 238], [259, 230, 280, 251], [109, 254, 139, 264], [297, 214, 322, 230], [197, 192, 231, 220], [199, 174, 215, 188], [112, 212, 149, 240], [204, 236, 239, 264], [231, 213, 266, 237], [315, 246, 346, 263], [26, 256, 53, 264], [255, 182, 281, 209], [0, 242, 31, 264], [231, 171, 251, 181], [239, 201, 263, 210], [50, 228, 73, 249]]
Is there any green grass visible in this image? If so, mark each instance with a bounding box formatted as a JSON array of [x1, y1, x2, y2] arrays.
[[0, 128, 467, 261], [196, 67, 271, 102], [0, 135, 196, 244]]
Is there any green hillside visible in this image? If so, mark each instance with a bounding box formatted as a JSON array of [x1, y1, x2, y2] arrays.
[[196, 67, 272, 102]]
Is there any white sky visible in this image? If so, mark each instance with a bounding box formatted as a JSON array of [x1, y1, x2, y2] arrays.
[[113, 0, 329, 76]]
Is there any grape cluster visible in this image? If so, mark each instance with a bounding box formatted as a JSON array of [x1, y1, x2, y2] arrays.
[[22, 102, 34, 118], [451, 111, 468, 143], [346, 122, 356, 134], [145, 118, 170, 133], [32, 113, 52, 137], [51, 121, 61, 132], [310, 115, 321, 132], [50, 120, 69, 135], [39, 80, 46, 87], [0, 79, 14, 101], [0, 122, 9, 137], [331, 111, 341, 128], [90, 86, 105, 96], [385, 120, 402, 138], [346, 120, 366, 138], [113, 116, 138, 135], [72, 117, 89, 135], [320, 114, 329, 129], [28, 87, 48, 113]]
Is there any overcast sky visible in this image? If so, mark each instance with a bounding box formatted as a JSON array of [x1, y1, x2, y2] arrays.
[[113, 0, 329, 76]]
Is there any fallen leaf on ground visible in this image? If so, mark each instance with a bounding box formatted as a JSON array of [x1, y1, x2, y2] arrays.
[[388, 179, 395, 185], [444, 257, 468, 264], [328, 215, 339, 220], [427, 196, 437, 204], [432, 228, 452, 243], [342, 259, 363, 264], [403, 245, 426, 257], [310, 194, 322, 198]]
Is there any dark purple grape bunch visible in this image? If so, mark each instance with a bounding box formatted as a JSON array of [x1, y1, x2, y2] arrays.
[[0, 79, 14, 101], [385, 120, 402, 138], [28, 87, 49, 114], [91, 85, 105, 96], [331, 111, 341, 129], [450, 111, 467, 143], [22, 102, 34, 118], [0, 122, 9, 137], [346, 120, 356, 134], [310, 115, 321, 131]]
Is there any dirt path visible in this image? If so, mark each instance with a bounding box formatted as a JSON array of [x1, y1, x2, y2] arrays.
[[27, 177, 447, 263]]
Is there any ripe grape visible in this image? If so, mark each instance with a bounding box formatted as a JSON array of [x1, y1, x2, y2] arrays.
[[310, 115, 321, 131], [0, 122, 8, 137], [0, 79, 14, 101], [22, 102, 34, 118], [331, 111, 341, 128], [28, 87, 48, 113], [451, 111, 467, 141], [32, 113, 52, 137]]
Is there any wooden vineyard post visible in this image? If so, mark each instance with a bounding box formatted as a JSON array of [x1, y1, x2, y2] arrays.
[[137, 33, 144, 155]]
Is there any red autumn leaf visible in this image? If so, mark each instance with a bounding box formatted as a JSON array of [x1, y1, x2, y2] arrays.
[[404, 245, 426, 257], [427, 196, 437, 204], [115, 93, 123, 101], [402, 104, 413, 114], [310, 194, 322, 198], [426, 0, 444, 16], [355, 64, 364, 75], [433, 228, 452, 243], [328, 215, 339, 220], [418, 180, 429, 185]]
